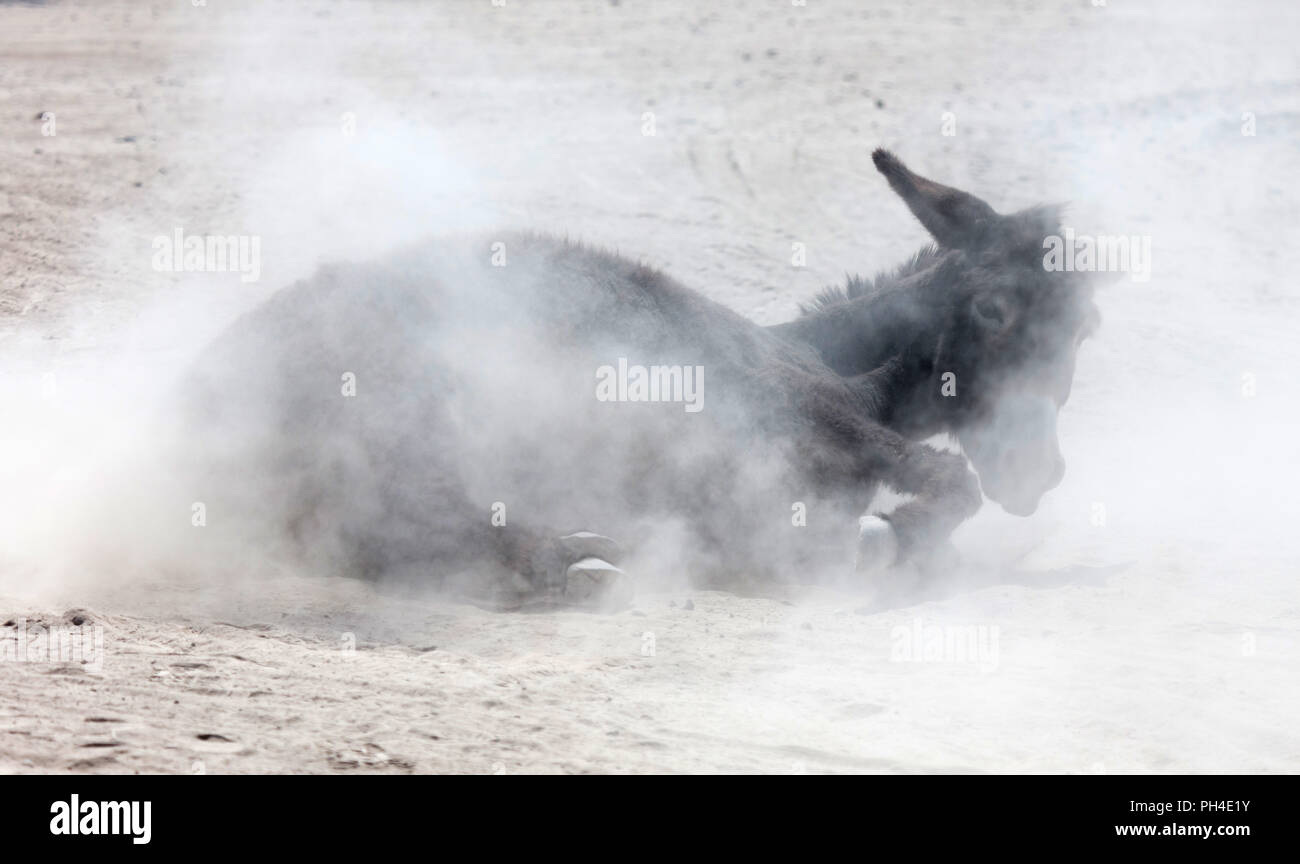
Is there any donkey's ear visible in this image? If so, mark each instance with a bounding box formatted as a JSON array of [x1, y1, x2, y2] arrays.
[[1002, 203, 1066, 245], [872, 149, 998, 249], [1002, 203, 1076, 266]]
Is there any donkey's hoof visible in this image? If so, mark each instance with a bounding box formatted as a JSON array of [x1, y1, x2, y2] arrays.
[[557, 531, 624, 565], [565, 557, 633, 609], [856, 515, 899, 575]]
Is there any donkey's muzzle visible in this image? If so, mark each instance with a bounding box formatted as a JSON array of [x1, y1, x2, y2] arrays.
[[962, 392, 1066, 517], [991, 449, 1065, 516]]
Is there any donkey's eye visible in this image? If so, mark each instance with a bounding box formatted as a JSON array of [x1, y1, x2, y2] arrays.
[[972, 297, 1007, 330]]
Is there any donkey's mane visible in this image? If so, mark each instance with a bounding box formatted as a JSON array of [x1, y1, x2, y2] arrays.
[[800, 243, 942, 315]]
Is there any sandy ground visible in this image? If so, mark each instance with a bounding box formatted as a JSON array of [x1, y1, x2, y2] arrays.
[[1, 0, 1299, 773]]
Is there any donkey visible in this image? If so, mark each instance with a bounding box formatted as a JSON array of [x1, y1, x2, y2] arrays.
[[172, 149, 1097, 607]]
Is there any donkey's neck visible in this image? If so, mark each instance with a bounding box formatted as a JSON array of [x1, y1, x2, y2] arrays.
[[769, 262, 957, 437], [770, 263, 952, 377]]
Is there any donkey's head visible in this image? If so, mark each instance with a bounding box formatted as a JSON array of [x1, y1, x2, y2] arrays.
[[873, 149, 1099, 516]]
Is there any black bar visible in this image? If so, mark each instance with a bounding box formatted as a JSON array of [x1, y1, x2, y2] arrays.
[[3, 776, 1291, 851]]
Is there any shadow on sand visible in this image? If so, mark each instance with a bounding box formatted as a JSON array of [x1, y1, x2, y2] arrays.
[[856, 561, 1134, 615]]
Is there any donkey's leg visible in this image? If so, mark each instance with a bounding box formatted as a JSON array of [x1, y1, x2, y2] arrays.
[[800, 390, 981, 574], [858, 439, 982, 573], [488, 521, 632, 608], [856, 514, 900, 573], [369, 430, 629, 605]]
